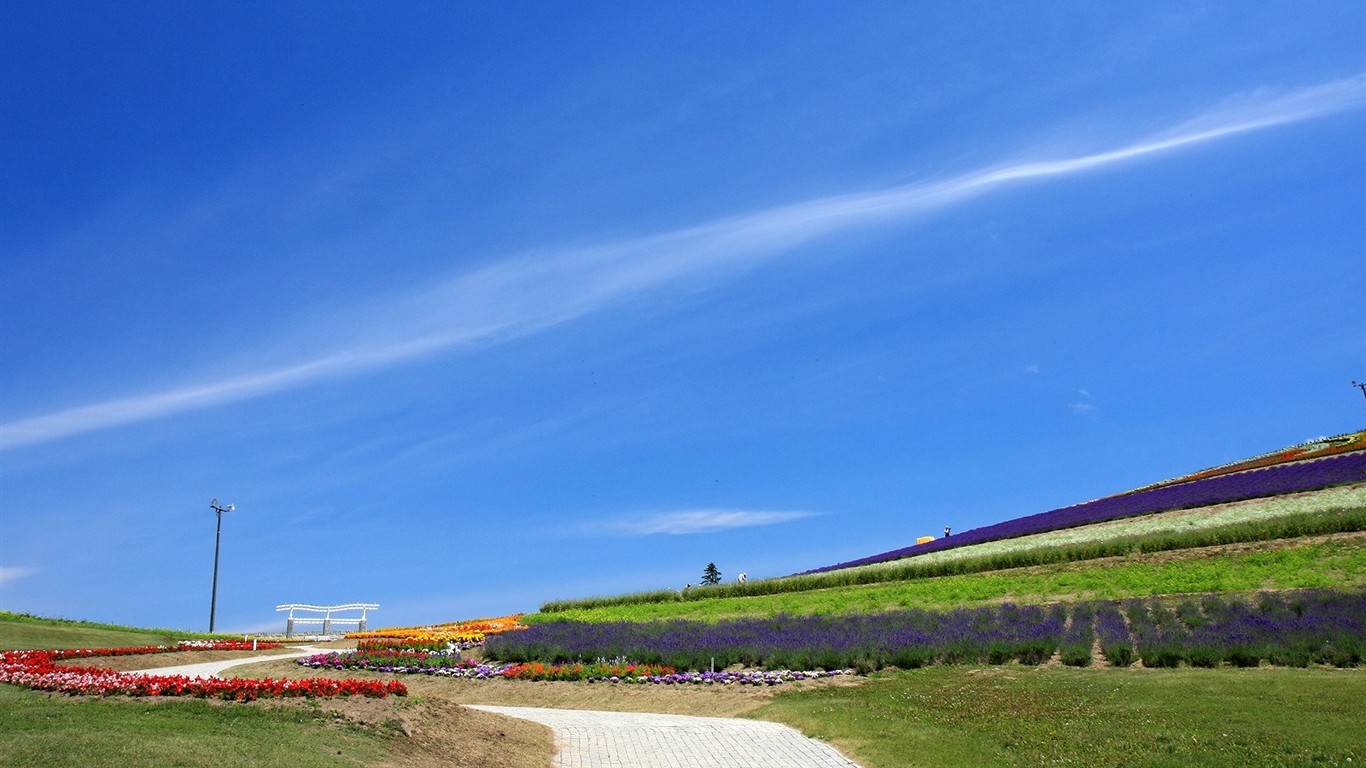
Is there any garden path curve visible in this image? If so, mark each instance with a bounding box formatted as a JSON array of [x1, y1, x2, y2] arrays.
[[135, 647, 323, 678], [136, 654, 864, 767], [467, 704, 863, 768]]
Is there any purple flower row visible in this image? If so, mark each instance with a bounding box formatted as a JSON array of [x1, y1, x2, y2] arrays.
[[1124, 591, 1365, 667], [491, 605, 1066, 671], [803, 450, 1366, 574], [489, 589, 1366, 671], [584, 669, 848, 685]]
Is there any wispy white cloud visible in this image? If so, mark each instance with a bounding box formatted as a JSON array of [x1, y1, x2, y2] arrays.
[[0, 566, 37, 587], [1069, 389, 1096, 414], [4, 74, 1364, 449], [600, 508, 818, 536]]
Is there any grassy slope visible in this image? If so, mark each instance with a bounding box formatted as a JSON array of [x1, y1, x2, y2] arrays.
[[0, 611, 224, 650], [757, 666, 1366, 768], [0, 621, 186, 651], [844, 484, 1366, 576], [0, 686, 391, 768], [530, 535, 1366, 623], [539, 484, 1366, 614]]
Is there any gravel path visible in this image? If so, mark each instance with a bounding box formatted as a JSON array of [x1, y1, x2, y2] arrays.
[[135, 653, 863, 766], [134, 647, 322, 678], [467, 704, 863, 768]]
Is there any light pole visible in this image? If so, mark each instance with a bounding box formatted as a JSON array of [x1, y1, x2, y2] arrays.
[[208, 498, 234, 633]]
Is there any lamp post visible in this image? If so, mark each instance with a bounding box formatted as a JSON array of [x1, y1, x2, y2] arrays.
[[208, 498, 234, 633]]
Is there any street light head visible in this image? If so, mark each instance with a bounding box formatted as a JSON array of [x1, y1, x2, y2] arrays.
[[226, 504, 235, 512], [211, 498, 218, 506]]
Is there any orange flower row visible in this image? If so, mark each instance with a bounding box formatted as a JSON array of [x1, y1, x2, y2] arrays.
[[345, 614, 526, 644]]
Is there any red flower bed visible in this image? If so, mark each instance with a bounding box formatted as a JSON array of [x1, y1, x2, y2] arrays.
[[50, 639, 282, 660], [0, 646, 406, 701]]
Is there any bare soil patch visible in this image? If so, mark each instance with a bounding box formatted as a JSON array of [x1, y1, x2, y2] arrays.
[[305, 696, 552, 768]]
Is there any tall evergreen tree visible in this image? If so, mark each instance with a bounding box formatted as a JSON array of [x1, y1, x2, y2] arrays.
[[701, 562, 721, 586]]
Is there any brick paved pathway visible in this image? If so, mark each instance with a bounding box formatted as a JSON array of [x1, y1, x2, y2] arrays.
[[467, 704, 862, 768]]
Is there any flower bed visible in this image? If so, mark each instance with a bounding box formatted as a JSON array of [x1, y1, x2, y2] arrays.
[[301, 647, 477, 673], [490, 589, 1366, 671], [585, 669, 847, 685], [1, 645, 406, 701], [1127, 429, 1366, 494], [295, 650, 846, 685], [299, 652, 512, 679], [805, 448, 1366, 574], [345, 614, 526, 648], [50, 639, 282, 660]]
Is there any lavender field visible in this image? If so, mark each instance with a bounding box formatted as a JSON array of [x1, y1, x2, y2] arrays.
[[492, 589, 1366, 672], [804, 449, 1366, 575]]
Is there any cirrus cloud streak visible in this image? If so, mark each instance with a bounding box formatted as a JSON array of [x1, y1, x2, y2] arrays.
[[601, 509, 819, 536], [3, 74, 1364, 450]]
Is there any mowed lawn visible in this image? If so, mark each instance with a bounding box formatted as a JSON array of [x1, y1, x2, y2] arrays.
[[758, 665, 1366, 768]]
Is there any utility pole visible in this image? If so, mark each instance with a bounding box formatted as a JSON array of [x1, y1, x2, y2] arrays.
[[1353, 380, 1366, 406], [208, 498, 234, 633]]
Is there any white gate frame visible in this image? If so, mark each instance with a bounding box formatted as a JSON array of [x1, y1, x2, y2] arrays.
[[276, 603, 378, 638]]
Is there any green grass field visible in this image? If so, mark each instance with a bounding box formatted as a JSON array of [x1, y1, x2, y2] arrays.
[[528, 536, 1366, 623], [757, 665, 1366, 768], [0, 611, 224, 650], [0, 686, 393, 768], [540, 485, 1366, 613]]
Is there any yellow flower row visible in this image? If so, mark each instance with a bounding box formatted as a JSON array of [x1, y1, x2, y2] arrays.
[[346, 614, 526, 643]]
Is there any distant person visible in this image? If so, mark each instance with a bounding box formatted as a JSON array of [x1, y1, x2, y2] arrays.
[[944, 526, 951, 537], [683, 583, 692, 593], [737, 572, 747, 584]]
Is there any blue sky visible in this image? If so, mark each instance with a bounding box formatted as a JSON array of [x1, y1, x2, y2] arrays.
[[2, 3, 1364, 633]]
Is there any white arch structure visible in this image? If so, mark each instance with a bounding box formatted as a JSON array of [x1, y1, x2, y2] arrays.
[[276, 603, 378, 637]]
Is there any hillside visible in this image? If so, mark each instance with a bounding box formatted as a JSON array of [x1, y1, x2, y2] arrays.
[[6, 430, 1365, 768], [0, 612, 224, 651], [805, 429, 1366, 575], [538, 430, 1366, 616]]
